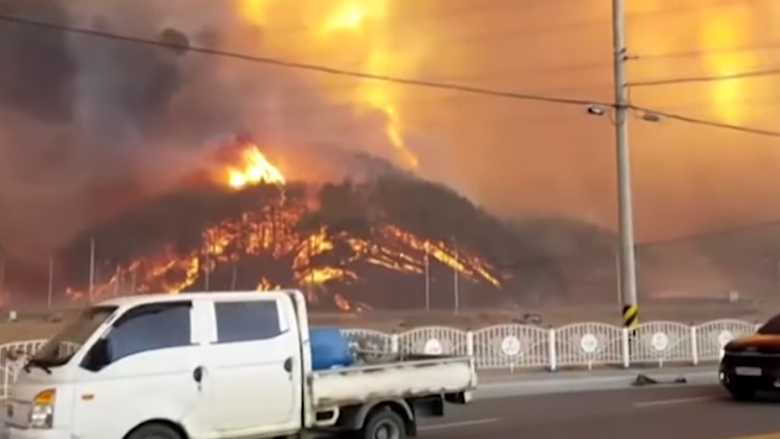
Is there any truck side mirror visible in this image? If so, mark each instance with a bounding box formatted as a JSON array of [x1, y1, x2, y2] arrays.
[[83, 338, 112, 372]]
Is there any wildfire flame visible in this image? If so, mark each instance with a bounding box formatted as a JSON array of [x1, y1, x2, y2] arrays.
[[226, 144, 286, 189], [698, 5, 753, 125], [233, 0, 420, 170], [69, 142, 501, 311], [62, 0, 494, 309], [319, 1, 419, 169]]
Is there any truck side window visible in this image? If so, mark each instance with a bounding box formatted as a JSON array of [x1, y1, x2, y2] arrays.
[[215, 300, 281, 343], [104, 302, 191, 363]]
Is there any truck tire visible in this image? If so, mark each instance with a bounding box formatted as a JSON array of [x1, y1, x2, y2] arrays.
[[127, 423, 182, 439], [360, 408, 406, 439]]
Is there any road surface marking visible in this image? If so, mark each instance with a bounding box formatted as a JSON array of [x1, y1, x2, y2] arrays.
[[419, 418, 500, 431], [633, 396, 713, 408], [722, 434, 780, 439]]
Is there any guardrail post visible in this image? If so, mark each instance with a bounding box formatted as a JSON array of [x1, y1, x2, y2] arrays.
[[690, 325, 698, 366], [466, 331, 474, 357], [548, 328, 557, 372], [621, 327, 630, 368], [391, 333, 399, 353]]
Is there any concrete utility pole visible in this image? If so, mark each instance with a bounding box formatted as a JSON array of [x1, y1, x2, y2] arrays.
[[424, 244, 430, 312], [47, 256, 54, 312], [88, 236, 96, 304], [0, 249, 5, 302], [612, 0, 639, 328]]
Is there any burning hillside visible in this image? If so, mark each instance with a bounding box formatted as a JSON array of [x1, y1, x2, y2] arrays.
[[0, 0, 429, 261], [0, 0, 565, 308], [58, 140, 553, 310]]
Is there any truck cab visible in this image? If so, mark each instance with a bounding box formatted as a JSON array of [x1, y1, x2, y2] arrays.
[[2, 290, 476, 439]]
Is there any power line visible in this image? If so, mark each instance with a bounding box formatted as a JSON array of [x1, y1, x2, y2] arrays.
[[637, 40, 780, 61], [0, 13, 604, 109], [370, 0, 768, 61], [421, 0, 780, 83], [0, 4, 762, 96], [629, 67, 780, 88], [430, 60, 612, 87], [263, 0, 577, 37], [644, 96, 780, 113], [639, 218, 780, 249], [629, 105, 780, 137], [2, 13, 780, 140]]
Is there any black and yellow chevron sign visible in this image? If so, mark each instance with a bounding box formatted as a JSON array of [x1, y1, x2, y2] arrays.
[[622, 304, 639, 329]]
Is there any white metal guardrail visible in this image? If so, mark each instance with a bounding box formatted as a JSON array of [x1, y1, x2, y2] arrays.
[[0, 319, 758, 398], [341, 319, 757, 371]]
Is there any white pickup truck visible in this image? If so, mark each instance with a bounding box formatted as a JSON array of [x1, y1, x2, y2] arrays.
[[1, 290, 476, 439]]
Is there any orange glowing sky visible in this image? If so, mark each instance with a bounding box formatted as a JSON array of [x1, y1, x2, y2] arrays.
[[230, 0, 780, 243]]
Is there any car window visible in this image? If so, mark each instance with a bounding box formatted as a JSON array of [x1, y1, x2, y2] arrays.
[[758, 315, 780, 334], [215, 300, 282, 343], [105, 302, 192, 363]]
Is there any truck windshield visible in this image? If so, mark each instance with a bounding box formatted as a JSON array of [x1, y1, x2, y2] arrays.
[[30, 306, 118, 367]]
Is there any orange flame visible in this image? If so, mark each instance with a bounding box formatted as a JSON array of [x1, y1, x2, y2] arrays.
[[226, 143, 286, 189], [233, 0, 420, 170], [69, 144, 501, 311]]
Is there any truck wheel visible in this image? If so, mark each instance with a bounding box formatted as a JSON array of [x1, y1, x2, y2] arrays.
[[127, 423, 182, 439], [361, 408, 406, 439], [727, 385, 756, 401]]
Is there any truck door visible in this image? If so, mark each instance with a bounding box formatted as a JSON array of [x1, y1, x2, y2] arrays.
[[72, 300, 211, 439], [204, 295, 303, 437]]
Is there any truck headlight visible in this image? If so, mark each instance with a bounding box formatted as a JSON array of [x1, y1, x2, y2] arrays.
[[29, 389, 55, 429]]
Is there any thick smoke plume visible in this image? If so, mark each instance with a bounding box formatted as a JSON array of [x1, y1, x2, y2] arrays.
[[0, 0, 402, 263]]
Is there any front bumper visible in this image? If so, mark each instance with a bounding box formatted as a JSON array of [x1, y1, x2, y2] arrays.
[[720, 355, 780, 389], [1, 426, 70, 439], [720, 373, 780, 390]]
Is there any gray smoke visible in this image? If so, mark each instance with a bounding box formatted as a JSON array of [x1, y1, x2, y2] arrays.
[[0, 0, 249, 174], [0, 0, 75, 122], [0, 0, 406, 262], [0, 0, 243, 260]]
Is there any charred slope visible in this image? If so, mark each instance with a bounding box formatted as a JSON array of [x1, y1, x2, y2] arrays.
[[508, 218, 617, 303], [59, 177, 563, 310], [636, 222, 780, 300]]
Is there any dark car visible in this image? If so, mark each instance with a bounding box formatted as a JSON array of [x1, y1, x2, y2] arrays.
[[720, 315, 780, 400]]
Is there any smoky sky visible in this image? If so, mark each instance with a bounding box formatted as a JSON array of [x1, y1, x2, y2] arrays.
[[0, 0, 224, 260], [0, 0, 243, 171], [5, 0, 778, 265], [0, 0, 75, 123], [0, 0, 406, 262]]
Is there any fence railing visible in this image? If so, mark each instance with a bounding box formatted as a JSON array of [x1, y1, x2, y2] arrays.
[[0, 319, 758, 398], [339, 319, 758, 371]]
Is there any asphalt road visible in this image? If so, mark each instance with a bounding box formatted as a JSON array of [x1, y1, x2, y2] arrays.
[[418, 384, 780, 439]]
